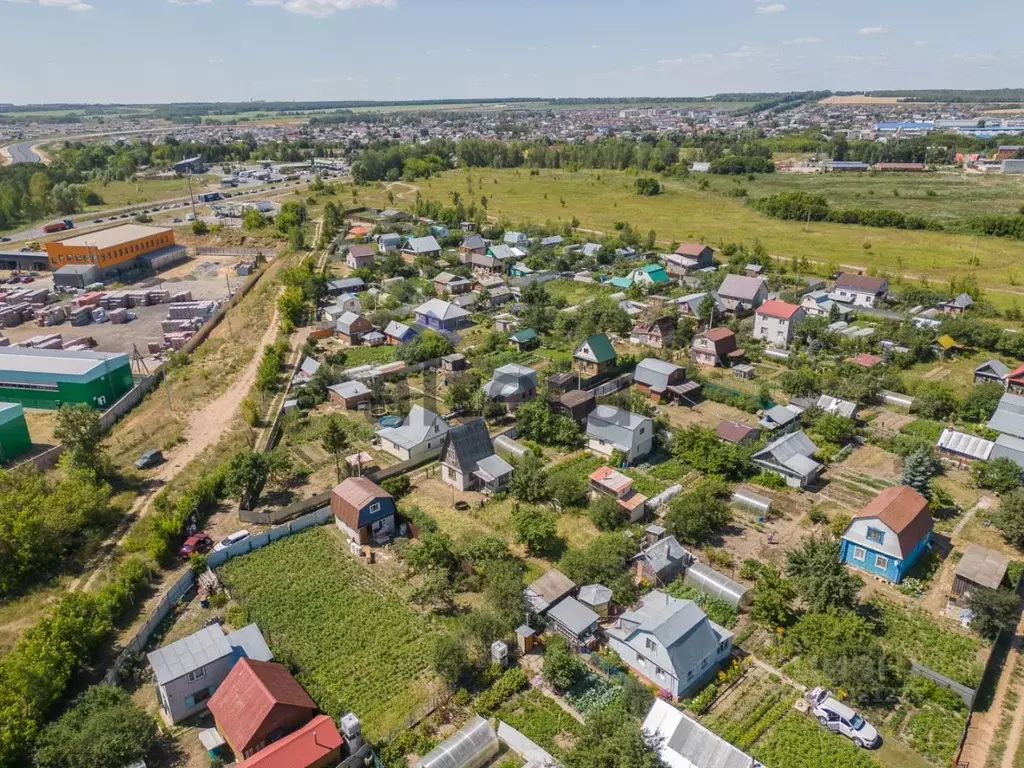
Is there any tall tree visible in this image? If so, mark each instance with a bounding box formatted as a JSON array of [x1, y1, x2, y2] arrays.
[[786, 535, 860, 612], [53, 404, 103, 471], [321, 417, 349, 481], [900, 448, 940, 497]]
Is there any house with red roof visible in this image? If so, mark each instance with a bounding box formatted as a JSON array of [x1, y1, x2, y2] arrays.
[[589, 466, 648, 522], [208, 658, 319, 761], [235, 715, 343, 768], [754, 300, 805, 348], [690, 327, 741, 367], [840, 485, 932, 584]]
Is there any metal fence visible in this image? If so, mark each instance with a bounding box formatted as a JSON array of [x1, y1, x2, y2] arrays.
[[105, 568, 196, 685]]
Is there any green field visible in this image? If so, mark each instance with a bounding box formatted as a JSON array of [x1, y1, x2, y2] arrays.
[[219, 526, 440, 739], [83, 176, 213, 209], [737, 170, 1024, 222], [403, 169, 1024, 291]]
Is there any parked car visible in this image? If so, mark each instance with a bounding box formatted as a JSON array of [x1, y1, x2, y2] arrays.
[[134, 449, 164, 469], [213, 530, 251, 553], [178, 533, 213, 560], [0, 237, 11, 243], [805, 687, 880, 748]]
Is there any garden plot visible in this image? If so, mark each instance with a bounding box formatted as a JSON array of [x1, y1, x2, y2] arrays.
[[219, 526, 441, 740], [494, 689, 582, 760]]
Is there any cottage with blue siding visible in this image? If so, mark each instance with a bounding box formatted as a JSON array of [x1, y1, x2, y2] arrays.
[[331, 476, 397, 544], [841, 485, 933, 584], [412, 298, 471, 332]]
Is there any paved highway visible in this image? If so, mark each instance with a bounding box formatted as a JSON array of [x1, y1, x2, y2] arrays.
[[5, 141, 43, 164]]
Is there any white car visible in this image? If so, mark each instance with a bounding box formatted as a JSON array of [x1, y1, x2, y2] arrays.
[[805, 687, 880, 748], [213, 529, 250, 553]]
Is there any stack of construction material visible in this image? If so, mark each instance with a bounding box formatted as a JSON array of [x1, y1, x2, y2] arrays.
[[161, 319, 192, 334], [63, 339, 93, 352], [76, 291, 104, 307], [147, 290, 171, 304], [170, 290, 193, 303], [101, 291, 129, 309], [165, 332, 192, 350], [90, 307, 108, 323], [36, 306, 67, 327], [147, 341, 163, 355], [25, 289, 49, 306], [167, 301, 216, 320], [0, 304, 32, 327], [126, 291, 151, 308], [108, 308, 129, 324], [71, 306, 92, 326], [18, 333, 63, 349]]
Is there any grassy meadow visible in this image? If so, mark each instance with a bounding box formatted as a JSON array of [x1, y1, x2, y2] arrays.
[[389, 168, 1024, 291]]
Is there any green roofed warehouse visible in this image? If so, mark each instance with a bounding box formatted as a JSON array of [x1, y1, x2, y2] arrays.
[[0, 347, 134, 410], [0, 402, 32, 461]]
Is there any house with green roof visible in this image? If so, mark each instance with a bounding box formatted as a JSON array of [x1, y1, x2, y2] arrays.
[[509, 328, 539, 351], [609, 264, 672, 290], [573, 333, 618, 377]]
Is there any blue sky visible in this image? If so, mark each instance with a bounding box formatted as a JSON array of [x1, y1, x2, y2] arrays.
[[1, 0, 1020, 103]]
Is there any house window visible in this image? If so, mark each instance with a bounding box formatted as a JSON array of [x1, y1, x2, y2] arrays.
[[637, 656, 646, 668], [875, 555, 888, 571], [655, 666, 665, 678], [701, 656, 709, 669], [687, 669, 694, 679], [446, 467, 456, 480], [645, 638, 656, 652], [866, 527, 885, 544], [853, 547, 866, 562], [187, 666, 206, 683], [369, 502, 381, 514]]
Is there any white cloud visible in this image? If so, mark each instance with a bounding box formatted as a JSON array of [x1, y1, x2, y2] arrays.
[[784, 37, 821, 45], [857, 26, 888, 35], [953, 52, 995, 61], [913, 40, 928, 47], [169, 0, 213, 4], [248, 0, 394, 18], [591, 44, 600, 49], [657, 53, 714, 66], [14, 0, 94, 8], [756, 3, 785, 12]]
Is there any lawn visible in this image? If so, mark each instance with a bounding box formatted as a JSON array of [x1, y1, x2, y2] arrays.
[[82, 176, 216, 210], [543, 278, 614, 306], [406, 169, 1024, 292], [219, 526, 440, 740], [737, 169, 1024, 222], [342, 344, 398, 368]]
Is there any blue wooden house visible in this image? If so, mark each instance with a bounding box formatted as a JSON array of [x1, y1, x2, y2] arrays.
[[412, 299, 472, 332], [840, 485, 932, 584]]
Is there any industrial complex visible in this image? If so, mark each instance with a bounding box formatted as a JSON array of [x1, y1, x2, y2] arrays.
[[0, 346, 134, 410], [45, 223, 187, 284]]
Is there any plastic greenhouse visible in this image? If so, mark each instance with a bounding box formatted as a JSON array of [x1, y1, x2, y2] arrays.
[[415, 716, 499, 768], [685, 561, 751, 608]]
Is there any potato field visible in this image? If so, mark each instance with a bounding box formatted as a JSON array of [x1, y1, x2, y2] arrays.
[[220, 526, 440, 740]]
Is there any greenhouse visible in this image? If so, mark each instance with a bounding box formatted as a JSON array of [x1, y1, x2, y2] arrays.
[[415, 716, 499, 768], [685, 561, 751, 608]]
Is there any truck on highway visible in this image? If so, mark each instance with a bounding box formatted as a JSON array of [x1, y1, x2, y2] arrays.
[[196, 192, 221, 203], [42, 219, 74, 234]]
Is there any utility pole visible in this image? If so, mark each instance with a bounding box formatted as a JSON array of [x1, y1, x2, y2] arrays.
[[165, 378, 173, 413], [186, 169, 198, 222], [224, 272, 234, 335]]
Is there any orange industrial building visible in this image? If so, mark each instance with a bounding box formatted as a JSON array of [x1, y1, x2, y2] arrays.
[[45, 224, 177, 270]]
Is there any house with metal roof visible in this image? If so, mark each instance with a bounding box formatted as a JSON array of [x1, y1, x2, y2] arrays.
[[634, 358, 698, 403], [610, 264, 673, 290], [413, 298, 472, 332], [503, 231, 529, 249], [643, 698, 756, 768], [233, 714, 343, 768], [940, 292, 974, 316], [482, 363, 537, 411], [754, 300, 805, 348], [690, 327, 741, 368], [606, 590, 733, 699], [631, 315, 677, 350], [800, 289, 853, 320], [665, 243, 713, 277], [578, 584, 613, 617], [932, 334, 966, 358], [758, 404, 801, 433], [346, 243, 376, 270], [147, 623, 272, 725], [573, 333, 618, 377], [716, 274, 768, 315], [752, 430, 822, 488], [400, 235, 441, 262], [433, 271, 473, 296], [633, 534, 690, 585], [331, 476, 396, 544], [540, 234, 564, 248], [459, 233, 487, 256], [335, 312, 372, 346], [327, 380, 372, 410], [975, 359, 1010, 387], [383, 320, 417, 345], [508, 328, 539, 351], [589, 465, 648, 522], [209, 658, 318, 761], [327, 277, 365, 295], [376, 232, 402, 252], [841, 485, 932, 584], [376, 405, 449, 462], [547, 596, 600, 648], [439, 418, 514, 493], [987, 392, 1024, 439], [586, 405, 654, 464]]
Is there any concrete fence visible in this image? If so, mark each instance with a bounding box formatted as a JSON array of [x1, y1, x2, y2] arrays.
[[195, 246, 278, 259], [911, 661, 977, 708], [238, 491, 333, 526], [207, 506, 334, 567], [105, 568, 196, 685]]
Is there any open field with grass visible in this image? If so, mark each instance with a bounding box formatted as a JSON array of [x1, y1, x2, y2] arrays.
[[391, 169, 1024, 292], [736, 170, 1024, 222], [82, 176, 215, 209], [220, 525, 441, 740]]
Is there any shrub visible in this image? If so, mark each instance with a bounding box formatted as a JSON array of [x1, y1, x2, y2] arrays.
[[381, 475, 411, 498]]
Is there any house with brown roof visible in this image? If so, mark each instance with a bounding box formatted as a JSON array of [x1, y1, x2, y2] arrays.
[[552, 389, 595, 425], [589, 465, 648, 522], [234, 714, 343, 768], [631, 315, 677, 350], [690, 327, 740, 367], [754, 300, 805, 348], [840, 485, 932, 584], [665, 243, 713, 277], [208, 658, 318, 761], [845, 353, 884, 369], [331, 476, 397, 544], [716, 420, 759, 445], [346, 244, 376, 270], [830, 273, 889, 308]]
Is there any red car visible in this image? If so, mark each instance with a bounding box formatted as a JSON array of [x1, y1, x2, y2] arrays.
[[178, 533, 213, 559]]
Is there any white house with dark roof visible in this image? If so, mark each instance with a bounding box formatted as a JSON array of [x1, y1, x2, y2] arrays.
[[376, 405, 449, 462], [585, 405, 654, 464], [606, 590, 733, 699], [716, 274, 767, 314], [830, 273, 889, 308], [440, 418, 513, 493], [752, 430, 822, 488], [147, 623, 272, 725]]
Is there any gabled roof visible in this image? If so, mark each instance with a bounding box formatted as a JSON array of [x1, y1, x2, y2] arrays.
[[756, 299, 801, 320], [637, 535, 688, 576], [834, 272, 887, 293], [643, 699, 755, 768], [575, 333, 617, 363], [753, 430, 820, 478], [509, 328, 538, 343], [335, 311, 367, 334], [483, 363, 537, 399], [442, 418, 497, 474], [674, 242, 711, 257], [525, 568, 576, 613], [934, 334, 964, 351], [976, 359, 1010, 379], [851, 485, 931, 558], [486, 244, 517, 261], [586, 405, 652, 452], [634, 357, 684, 392], [235, 715, 342, 768], [547, 596, 600, 636], [332, 476, 392, 511], [414, 298, 471, 322], [208, 659, 317, 756], [989, 393, 1024, 439], [434, 271, 470, 286], [147, 624, 233, 685], [403, 235, 441, 253], [717, 420, 758, 444], [376, 405, 448, 449], [717, 274, 766, 302], [383, 320, 415, 340], [695, 326, 737, 347], [955, 544, 1008, 591], [944, 292, 974, 309], [347, 244, 375, 259], [461, 233, 486, 250]]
